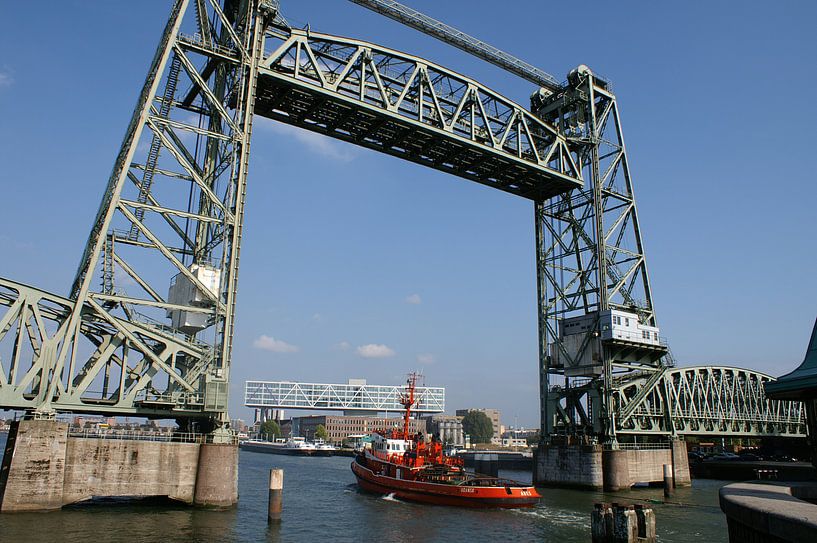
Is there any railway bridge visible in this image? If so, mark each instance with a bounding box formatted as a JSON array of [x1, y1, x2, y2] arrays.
[[550, 365, 805, 439]]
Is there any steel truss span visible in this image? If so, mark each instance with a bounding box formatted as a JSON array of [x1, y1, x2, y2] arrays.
[[245, 380, 445, 413], [611, 366, 805, 437], [254, 28, 583, 200]]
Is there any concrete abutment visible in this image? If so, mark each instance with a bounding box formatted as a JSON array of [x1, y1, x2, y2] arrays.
[[534, 440, 690, 491], [0, 419, 238, 512]]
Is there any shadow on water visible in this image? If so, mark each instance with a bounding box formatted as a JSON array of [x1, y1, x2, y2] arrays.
[[0, 433, 728, 543]]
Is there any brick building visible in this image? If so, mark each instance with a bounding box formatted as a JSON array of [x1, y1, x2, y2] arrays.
[[293, 415, 426, 444]]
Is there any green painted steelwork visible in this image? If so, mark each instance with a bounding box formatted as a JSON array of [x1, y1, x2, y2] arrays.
[[766, 317, 817, 400]]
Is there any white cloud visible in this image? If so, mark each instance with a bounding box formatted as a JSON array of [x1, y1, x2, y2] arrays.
[[0, 70, 13, 89], [0, 235, 33, 251], [253, 335, 299, 353], [332, 341, 351, 351], [257, 118, 355, 162], [356, 343, 396, 359], [405, 293, 422, 305], [416, 353, 435, 365]]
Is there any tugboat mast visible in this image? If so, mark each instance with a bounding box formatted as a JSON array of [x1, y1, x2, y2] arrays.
[[399, 373, 419, 440]]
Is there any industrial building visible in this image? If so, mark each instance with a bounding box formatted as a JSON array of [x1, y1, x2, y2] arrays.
[[423, 414, 465, 447]]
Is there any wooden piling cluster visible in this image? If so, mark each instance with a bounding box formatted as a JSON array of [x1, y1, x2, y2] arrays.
[[591, 503, 656, 543]]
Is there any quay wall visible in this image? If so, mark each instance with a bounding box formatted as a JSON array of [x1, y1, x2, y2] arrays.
[[0, 419, 238, 512], [720, 481, 817, 542]]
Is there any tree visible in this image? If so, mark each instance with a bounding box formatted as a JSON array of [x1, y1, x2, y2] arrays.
[[315, 424, 329, 442], [461, 411, 493, 444], [260, 420, 281, 440]]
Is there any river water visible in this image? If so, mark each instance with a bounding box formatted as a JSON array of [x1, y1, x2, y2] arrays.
[[0, 434, 728, 542]]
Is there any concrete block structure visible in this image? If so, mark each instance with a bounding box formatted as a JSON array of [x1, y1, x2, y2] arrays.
[[0, 419, 238, 512], [534, 439, 689, 491]]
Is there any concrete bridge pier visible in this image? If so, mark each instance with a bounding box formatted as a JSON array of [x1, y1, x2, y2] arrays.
[[0, 419, 238, 512], [534, 438, 690, 491]]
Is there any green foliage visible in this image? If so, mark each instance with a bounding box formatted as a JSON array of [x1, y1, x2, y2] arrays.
[[260, 420, 281, 439], [315, 424, 329, 441], [526, 432, 541, 446], [461, 411, 494, 444]]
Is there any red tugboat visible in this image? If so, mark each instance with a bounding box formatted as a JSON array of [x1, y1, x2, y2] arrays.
[[351, 373, 540, 508]]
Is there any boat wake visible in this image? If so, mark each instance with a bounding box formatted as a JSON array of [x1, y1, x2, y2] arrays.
[[511, 506, 590, 528], [381, 493, 401, 503]]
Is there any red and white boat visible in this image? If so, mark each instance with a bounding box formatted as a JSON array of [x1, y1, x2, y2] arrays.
[[351, 374, 540, 508]]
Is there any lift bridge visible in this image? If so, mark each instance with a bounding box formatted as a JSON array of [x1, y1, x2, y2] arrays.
[[0, 0, 804, 440]]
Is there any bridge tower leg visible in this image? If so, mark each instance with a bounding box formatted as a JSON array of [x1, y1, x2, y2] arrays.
[[531, 67, 683, 488], [0, 0, 282, 511]]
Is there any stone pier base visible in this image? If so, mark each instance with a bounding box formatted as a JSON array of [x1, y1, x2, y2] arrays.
[[535, 440, 690, 491], [534, 442, 604, 489], [0, 419, 238, 512], [194, 443, 239, 507]]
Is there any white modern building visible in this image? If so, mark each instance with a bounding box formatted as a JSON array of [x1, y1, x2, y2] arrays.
[[245, 378, 445, 416]]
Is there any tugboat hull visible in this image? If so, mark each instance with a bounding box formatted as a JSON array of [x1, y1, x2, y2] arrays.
[[351, 459, 539, 508]]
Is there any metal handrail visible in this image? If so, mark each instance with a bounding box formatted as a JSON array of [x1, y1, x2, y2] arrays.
[[67, 427, 238, 444], [603, 442, 672, 451]]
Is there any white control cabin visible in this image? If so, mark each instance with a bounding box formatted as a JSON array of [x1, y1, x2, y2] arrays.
[[550, 309, 664, 376], [166, 264, 221, 333], [370, 432, 413, 456], [559, 309, 661, 347]]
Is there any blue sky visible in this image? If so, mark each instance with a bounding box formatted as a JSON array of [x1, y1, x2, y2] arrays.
[[1, 1, 815, 427]]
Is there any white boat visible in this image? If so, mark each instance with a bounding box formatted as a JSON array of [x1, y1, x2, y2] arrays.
[[313, 439, 338, 456], [240, 436, 318, 456]]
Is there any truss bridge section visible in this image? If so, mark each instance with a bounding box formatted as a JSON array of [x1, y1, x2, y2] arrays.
[[0, 277, 222, 417], [612, 366, 806, 438], [252, 28, 583, 201]]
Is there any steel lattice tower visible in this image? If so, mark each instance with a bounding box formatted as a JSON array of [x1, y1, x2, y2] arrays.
[[532, 67, 668, 443]]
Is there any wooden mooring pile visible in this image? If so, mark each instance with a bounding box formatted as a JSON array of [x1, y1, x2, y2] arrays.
[[591, 503, 656, 543]]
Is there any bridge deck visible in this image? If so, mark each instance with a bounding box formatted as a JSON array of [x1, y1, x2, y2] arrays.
[[254, 30, 583, 201]]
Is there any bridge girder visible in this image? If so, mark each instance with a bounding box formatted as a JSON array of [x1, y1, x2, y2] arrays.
[[548, 365, 806, 438]]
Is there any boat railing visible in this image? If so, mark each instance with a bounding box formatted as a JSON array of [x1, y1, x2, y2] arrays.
[[456, 476, 525, 487]]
